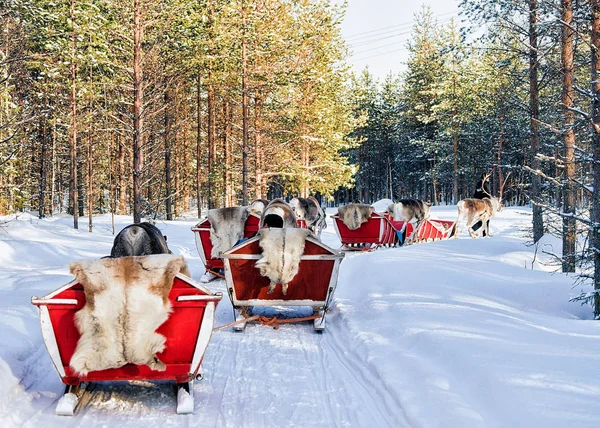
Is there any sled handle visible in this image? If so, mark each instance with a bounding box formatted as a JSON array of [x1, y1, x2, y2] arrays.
[[31, 297, 78, 306], [222, 254, 343, 261], [176, 293, 223, 302]]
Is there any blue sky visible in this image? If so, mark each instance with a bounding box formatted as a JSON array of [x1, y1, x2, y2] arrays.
[[340, 0, 461, 80]]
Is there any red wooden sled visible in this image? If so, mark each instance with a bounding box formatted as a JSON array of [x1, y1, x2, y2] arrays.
[[191, 213, 261, 277], [417, 219, 455, 241], [192, 213, 309, 278], [221, 236, 344, 331], [31, 273, 222, 415], [332, 212, 407, 251], [382, 216, 455, 243]]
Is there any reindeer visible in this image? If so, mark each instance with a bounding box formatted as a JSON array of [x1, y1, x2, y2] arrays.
[[289, 196, 327, 237], [388, 198, 431, 244], [452, 173, 507, 238]]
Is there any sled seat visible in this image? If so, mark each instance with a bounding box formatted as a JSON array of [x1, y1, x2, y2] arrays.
[[417, 219, 455, 241]]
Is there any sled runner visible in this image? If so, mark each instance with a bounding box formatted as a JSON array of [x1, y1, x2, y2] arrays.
[[332, 212, 402, 250], [220, 235, 344, 332], [192, 212, 261, 278], [31, 267, 222, 416]]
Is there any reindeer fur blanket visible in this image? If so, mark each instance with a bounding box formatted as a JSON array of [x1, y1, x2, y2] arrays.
[[248, 199, 269, 216], [68, 254, 189, 376], [337, 204, 374, 230], [208, 207, 249, 258], [260, 199, 297, 229], [255, 228, 311, 295]]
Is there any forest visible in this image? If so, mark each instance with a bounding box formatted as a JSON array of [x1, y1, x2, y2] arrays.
[[1, 0, 600, 316]]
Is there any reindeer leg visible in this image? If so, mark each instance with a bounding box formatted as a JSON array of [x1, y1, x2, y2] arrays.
[[484, 217, 491, 237], [467, 214, 477, 238], [407, 221, 419, 244], [414, 220, 424, 243], [406, 223, 414, 244], [452, 216, 460, 239]]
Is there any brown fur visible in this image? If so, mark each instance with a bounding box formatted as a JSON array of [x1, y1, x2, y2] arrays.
[[452, 197, 500, 238], [337, 204, 374, 230], [290, 196, 327, 236], [68, 255, 189, 375]]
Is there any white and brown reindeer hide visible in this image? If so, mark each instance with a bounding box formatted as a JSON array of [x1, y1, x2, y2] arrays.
[[208, 207, 249, 258], [259, 198, 297, 229], [248, 199, 269, 216], [255, 228, 312, 295], [68, 254, 189, 376], [337, 203, 374, 230], [307, 196, 327, 234]]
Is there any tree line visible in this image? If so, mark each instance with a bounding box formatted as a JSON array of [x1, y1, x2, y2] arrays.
[[0, 0, 357, 228], [2, 1, 600, 316]]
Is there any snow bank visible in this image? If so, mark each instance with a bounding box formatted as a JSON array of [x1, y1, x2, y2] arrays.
[[371, 198, 394, 213]]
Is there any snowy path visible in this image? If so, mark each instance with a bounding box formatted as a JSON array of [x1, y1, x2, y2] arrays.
[[2, 205, 600, 428]]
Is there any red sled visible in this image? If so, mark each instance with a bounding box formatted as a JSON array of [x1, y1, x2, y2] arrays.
[[382, 215, 455, 243], [192, 214, 309, 278], [191, 213, 261, 277], [31, 273, 222, 416], [220, 236, 344, 331], [417, 219, 455, 241], [332, 212, 406, 251]]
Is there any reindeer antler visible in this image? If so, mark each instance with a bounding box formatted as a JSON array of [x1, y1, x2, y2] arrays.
[[480, 172, 493, 198]]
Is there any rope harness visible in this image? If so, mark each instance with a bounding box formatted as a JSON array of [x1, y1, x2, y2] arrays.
[[207, 269, 225, 279]]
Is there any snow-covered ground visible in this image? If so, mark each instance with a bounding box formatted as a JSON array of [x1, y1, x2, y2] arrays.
[[1, 205, 599, 428]]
